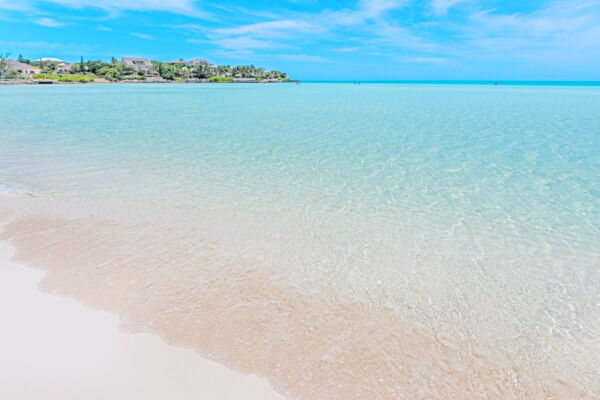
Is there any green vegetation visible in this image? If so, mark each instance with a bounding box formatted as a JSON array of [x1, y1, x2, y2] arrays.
[[29, 58, 132, 81], [33, 74, 95, 82], [59, 74, 95, 82], [153, 61, 204, 80], [30, 61, 56, 73], [209, 76, 233, 83], [152, 61, 287, 81], [154, 62, 180, 80], [0, 52, 12, 78], [212, 64, 286, 79], [193, 63, 213, 79], [33, 74, 60, 80], [17, 54, 30, 64], [1, 69, 19, 79], [69, 59, 132, 81], [2, 54, 289, 83]]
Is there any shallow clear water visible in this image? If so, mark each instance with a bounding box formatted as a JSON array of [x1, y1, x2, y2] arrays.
[[1, 83, 599, 398]]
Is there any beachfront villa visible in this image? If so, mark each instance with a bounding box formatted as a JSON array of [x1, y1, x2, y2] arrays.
[[5, 59, 41, 77], [56, 63, 73, 74], [168, 58, 215, 69], [186, 58, 214, 67], [33, 57, 72, 74], [121, 57, 156, 76], [167, 58, 214, 67]]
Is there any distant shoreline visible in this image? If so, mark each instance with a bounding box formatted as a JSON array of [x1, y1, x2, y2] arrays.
[[0, 79, 297, 86]]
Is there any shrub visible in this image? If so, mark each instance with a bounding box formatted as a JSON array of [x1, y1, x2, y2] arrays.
[[2, 70, 20, 79], [33, 74, 60, 80], [97, 66, 123, 81], [34, 74, 95, 83], [58, 74, 95, 83], [209, 76, 233, 83]]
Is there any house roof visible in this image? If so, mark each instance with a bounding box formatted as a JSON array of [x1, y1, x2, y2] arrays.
[[6, 59, 41, 72], [121, 57, 153, 67], [187, 58, 213, 65]]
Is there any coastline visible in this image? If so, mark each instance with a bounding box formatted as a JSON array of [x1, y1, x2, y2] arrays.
[[0, 80, 291, 85], [0, 227, 287, 400]]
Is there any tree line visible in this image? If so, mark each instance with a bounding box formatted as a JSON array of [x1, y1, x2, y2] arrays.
[[1, 53, 288, 82]]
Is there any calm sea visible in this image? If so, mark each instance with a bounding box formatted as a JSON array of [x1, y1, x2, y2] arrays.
[[1, 82, 599, 399]]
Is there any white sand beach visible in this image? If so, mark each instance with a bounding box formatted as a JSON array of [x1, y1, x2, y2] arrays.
[[0, 240, 286, 400]]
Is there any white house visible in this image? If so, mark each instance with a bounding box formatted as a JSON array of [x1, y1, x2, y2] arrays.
[[186, 58, 214, 67], [6, 59, 41, 77], [121, 57, 156, 76]]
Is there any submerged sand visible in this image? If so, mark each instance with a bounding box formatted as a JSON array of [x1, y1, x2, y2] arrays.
[[0, 239, 286, 400], [0, 191, 597, 400]]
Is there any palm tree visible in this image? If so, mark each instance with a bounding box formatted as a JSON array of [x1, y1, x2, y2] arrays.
[[0, 52, 12, 78]]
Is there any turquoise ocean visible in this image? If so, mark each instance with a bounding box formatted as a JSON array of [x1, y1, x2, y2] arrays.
[[1, 82, 599, 399]]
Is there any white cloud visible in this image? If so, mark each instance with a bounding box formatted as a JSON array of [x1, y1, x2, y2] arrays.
[[331, 47, 362, 52], [462, 0, 600, 55], [207, 18, 320, 55], [33, 17, 65, 27], [324, 0, 407, 25], [0, 40, 95, 57], [167, 24, 206, 32], [206, 0, 409, 56], [367, 22, 439, 52], [359, 0, 406, 16], [186, 38, 207, 44], [396, 56, 448, 63], [0, 0, 29, 11], [276, 54, 333, 62], [420, 0, 600, 74], [212, 37, 291, 51], [97, 25, 111, 31], [430, 0, 468, 16], [39, 0, 210, 18], [131, 32, 155, 39], [469, 2, 599, 35], [215, 20, 319, 38], [4, 0, 598, 77]]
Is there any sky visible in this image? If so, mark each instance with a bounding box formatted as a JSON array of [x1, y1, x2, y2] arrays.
[[1, 0, 599, 80]]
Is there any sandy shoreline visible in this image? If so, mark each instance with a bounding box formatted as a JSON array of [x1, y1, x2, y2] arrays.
[[0, 186, 594, 399], [0, 237, 286, 400]]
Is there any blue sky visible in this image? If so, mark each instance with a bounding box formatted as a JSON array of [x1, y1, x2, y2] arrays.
[[1, 0, 599, 80]]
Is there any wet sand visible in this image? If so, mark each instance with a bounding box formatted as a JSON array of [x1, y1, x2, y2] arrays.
[[0, 208, 592, 399], [0, 239, 286, 400]]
